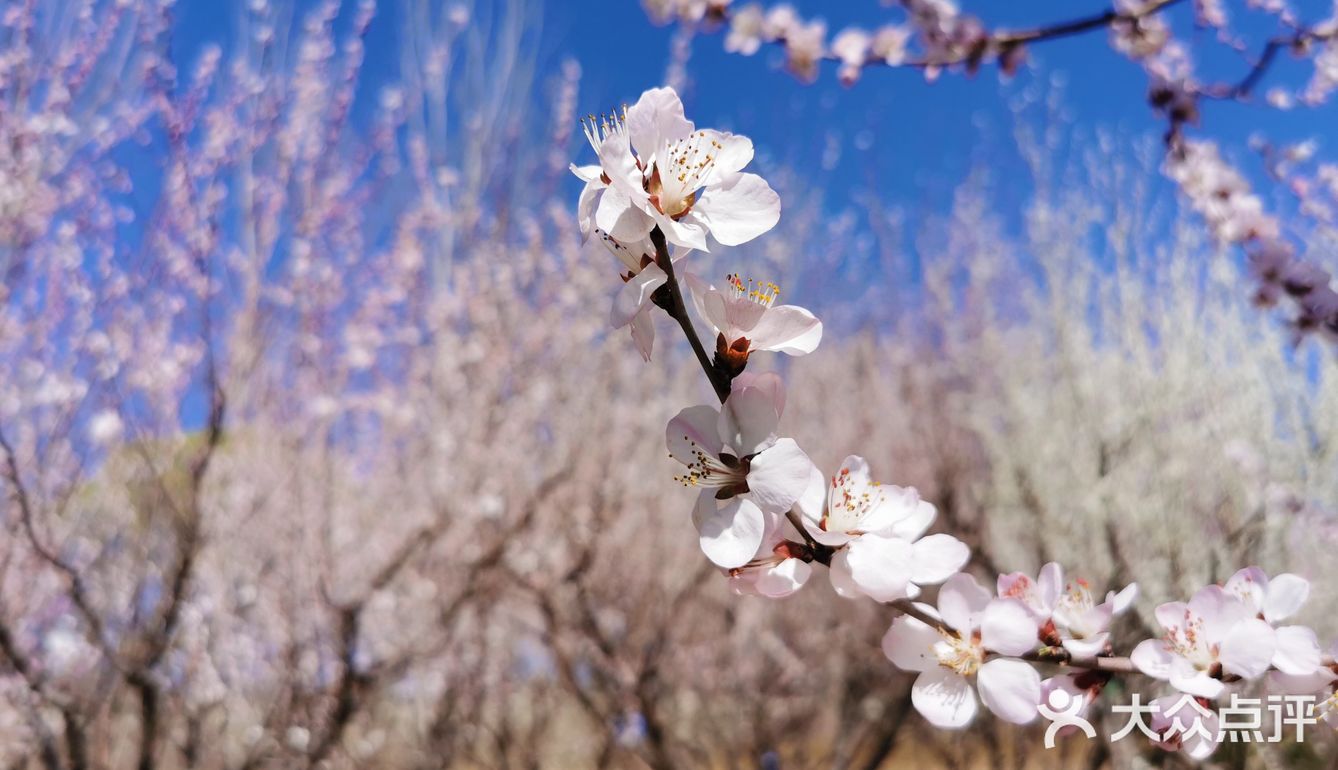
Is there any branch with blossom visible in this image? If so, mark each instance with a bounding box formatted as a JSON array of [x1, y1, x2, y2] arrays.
[[573, 85, 1338, 755], [640, 0, 1338, 349]]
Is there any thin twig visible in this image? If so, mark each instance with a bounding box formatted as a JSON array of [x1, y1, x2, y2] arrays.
[[693, 0, 1190, 73]]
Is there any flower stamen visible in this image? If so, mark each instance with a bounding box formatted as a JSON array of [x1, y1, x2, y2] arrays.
[[933, 630, 984, 677], [655, 131, 723, 217], [580, 106, 627, 156], [672, 437, 749, 495], [727, 273, 780, 308]]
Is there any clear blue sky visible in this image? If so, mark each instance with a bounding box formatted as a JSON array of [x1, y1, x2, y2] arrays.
[[167, 0, 1338, 201], [144, 0, 1338, 430], [543, 0, 1337, 217]]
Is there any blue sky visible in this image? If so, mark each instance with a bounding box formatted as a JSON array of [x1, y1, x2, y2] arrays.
[[159, 0, 1338, 301], [167, 0, 1338, 209], [543, 0, 1338, 217]]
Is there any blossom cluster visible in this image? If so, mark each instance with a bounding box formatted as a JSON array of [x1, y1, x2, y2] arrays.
[[645, 0, 987, 84], [573, 85, 1338, 756]]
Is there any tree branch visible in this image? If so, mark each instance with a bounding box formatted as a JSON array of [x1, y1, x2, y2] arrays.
[[648, 226, 730, 403]]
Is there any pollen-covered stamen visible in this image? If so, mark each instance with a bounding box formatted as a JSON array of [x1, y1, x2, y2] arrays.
[[1163, 610, 1215, 668], [933, 630, 984, 677], [727, 273, 780, 308], [653, 130, 723, 217], [819, 466, 886, 534], [1001, 574, 1037, 604], [580, 106, 628, 157], [672, 438, 750, 497], [1056, 579, 1094, 617]]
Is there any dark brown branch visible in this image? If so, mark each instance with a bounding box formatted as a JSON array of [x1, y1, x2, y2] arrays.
[[648, 226, 731, 403], [1203, 22, 1338, 100], [992, 0, 1186, 47], [693, 0, 1190, 74]]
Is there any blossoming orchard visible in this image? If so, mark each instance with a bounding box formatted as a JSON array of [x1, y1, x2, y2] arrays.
[[3, 0, 1338, 768], [572, 85, 1338, 759]]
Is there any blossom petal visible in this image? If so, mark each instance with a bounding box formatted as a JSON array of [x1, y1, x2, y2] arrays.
[[980, 599, 1040, 657], [1263, 573, 1310, 624], [1060, 632, 1109, 659], [911, 668, 978, 729], [626, 86, 693, 166], [828, 549, 862, 599], [685, 273, 728, 337], [656, 210, 710, 251], [1271, 625, 1322, 675], [698, 130, 754, 187], [882, 612, 941, 672], [745, 438, 813, 514], [1225, 566, 1268, 611], [598, 131, 649, 203], [1189, 585, 1251, 642], [575, 178, 603, 241], [750, 558, 812, 598], [997, 572, 1035, 606], [977, 659, 1041, 725], [1168, 661, 1225, 699], [745, 303, 823, 355], [697, 497, 767, 569], [1106, 583, 1139, 615], [1154, 601, 1189, 634], [731, 370, 786, 415], [1065, 602, 1114, 640], [843, 534, 913, 602], [628, 307, 654, 362], [666, 405, 723, 467], [595, 185, 654, 243], [1036, 563, 1063, 613], [796, 464, 855, 545], [885, 498, 936, 541], [610, 265, 667, 328], [1267, 669, 1337, 697], [909, 534, 969, 586], [937, 572, 991, 634], [1219, 618, 1276, 679], [1130, 639, 1174, 680], [793, 462, 826, 520], [719, 374, 783, 456], [855, 484, 922, 535], [693, 172, 781, 246], [570, 163, 604, 183]]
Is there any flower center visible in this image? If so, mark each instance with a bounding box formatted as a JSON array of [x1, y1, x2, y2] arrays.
[[1162, 609, 1216, 668], [580, 107, 627, 157], [820, 465, 885, 534], [727, 273, 779, 308], [933, 633, 983, 677], [654, 131, 722, 216], [672, 439, 751, 497], [1057, 580, 1094, 614], [1001, 575, 1037, 604], [1052, 578, 1103, 637]]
